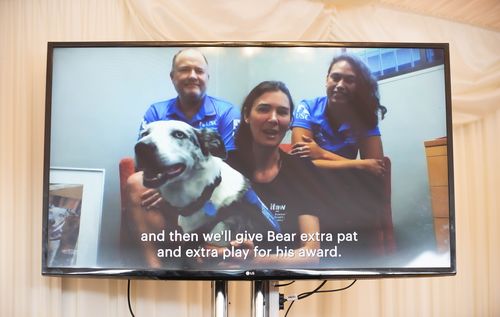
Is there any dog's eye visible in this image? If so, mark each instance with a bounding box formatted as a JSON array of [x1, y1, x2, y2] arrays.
[[172, 130, 187, 139]]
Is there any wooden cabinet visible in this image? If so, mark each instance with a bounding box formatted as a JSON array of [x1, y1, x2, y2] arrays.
[[424, 137, 450, 252]]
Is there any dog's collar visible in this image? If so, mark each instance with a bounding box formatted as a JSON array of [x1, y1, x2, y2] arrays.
[[167, 174, 222, 217]]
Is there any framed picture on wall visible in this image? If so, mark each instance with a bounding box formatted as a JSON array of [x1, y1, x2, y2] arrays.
[[47, 167, 105, 267]]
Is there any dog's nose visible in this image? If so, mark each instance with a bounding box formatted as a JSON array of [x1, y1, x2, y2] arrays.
[[135, 141, 159, 168]]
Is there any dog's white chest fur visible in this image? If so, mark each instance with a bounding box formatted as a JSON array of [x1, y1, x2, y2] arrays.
[[174, 158, 248, 233], [159, 157, 244, 209]]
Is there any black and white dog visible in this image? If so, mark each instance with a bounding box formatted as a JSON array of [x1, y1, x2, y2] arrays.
[[135, 120, 280, 247]]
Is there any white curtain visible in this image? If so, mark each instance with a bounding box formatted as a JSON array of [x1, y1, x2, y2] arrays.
[[0, 0, 499, 316]]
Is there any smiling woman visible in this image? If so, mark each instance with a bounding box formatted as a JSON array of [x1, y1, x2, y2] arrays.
[[245, 91, 291, 150], [227, 80, 328, 267], [291, 54, 386, 173]]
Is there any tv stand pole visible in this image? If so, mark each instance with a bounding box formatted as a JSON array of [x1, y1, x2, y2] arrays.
[[251, 280, 280, 317], [211, 280, 280, 317], [212, 280, 228, 317]]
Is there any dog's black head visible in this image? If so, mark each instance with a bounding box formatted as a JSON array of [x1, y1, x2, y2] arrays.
[[135, 120, 226, 188], [195, 128, 227, 159]]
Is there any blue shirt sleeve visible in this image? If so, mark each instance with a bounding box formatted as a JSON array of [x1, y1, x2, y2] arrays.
[[217, 105, 241, 152], [291, 100, 313, 130]]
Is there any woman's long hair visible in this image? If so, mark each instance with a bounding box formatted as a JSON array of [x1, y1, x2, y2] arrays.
[[234, 80, 295, 173], [327, 54, 387, 130]]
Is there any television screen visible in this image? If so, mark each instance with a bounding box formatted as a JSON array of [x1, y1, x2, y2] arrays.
[[42, 42, 455, 279]]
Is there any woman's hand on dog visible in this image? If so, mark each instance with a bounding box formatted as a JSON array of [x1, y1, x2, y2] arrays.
[[140, 189, 167, 210]]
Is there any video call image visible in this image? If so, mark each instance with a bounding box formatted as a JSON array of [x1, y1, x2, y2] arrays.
[[45, 44, 452, 276]]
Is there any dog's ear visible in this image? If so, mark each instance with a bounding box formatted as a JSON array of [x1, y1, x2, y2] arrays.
[[196, 128, 227, 159]]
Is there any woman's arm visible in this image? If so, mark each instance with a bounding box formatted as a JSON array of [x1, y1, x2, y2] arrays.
[[359, 135, 384, 159], [291, 128, 385, 175], [291, 127, 345, 161]]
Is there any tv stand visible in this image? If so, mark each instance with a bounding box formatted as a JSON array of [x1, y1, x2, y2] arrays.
[[212, 280, 279, 317], [212, 280, 228, 317]]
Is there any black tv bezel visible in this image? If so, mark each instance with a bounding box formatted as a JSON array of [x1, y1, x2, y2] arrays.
[[42, 41, 456, 280]]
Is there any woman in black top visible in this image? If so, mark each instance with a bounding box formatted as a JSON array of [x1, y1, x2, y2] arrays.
[[227, 81, 325, 266]]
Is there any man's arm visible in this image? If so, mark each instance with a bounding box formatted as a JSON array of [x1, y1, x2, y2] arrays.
[[218, 105, 241, 152]]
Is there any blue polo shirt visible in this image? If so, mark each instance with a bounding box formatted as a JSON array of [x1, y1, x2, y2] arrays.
[[291, 96, 380, 159], [139, 95, 240, 151]]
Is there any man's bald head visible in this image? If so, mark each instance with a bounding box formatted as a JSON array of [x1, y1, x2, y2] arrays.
[[171, 48, 208, 73], [169, 48, 210, 107]]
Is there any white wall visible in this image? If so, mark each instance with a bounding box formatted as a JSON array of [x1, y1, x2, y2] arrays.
[[379, 66, 447, 256]]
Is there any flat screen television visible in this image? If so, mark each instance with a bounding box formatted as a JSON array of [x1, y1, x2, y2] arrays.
[[42, 41, 456, 279]]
